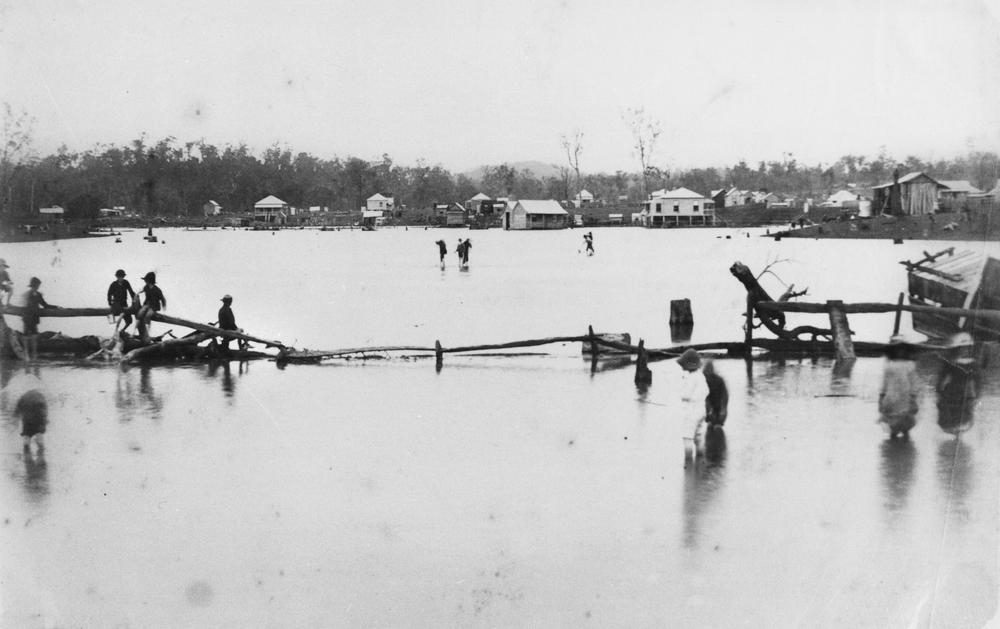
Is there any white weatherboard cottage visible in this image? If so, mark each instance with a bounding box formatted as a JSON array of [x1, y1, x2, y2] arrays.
[[641, 187, 714, 227]]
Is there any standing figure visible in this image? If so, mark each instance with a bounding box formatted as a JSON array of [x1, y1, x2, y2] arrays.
[[462, 239, 471, 267], [584, 232, 595, 256], [136, 272, 167, 343], [0, 258, 12, 305], [936, 332, 979, 436], [107, 269, 136, 333], [676, 348, 709, 466], [456, 239, 465, 266], [435, 240, 447, 268], [21, 277, 57, 360], [217, 294, 244, 355], [15, 389, 48, 452], [702, 360, 729, 429], [878, 335, 919, 439]]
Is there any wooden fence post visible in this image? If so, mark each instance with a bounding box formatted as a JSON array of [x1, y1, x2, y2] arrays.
[[744, 301, 754, 356], [435, 340, 443, 370], [892, 292, 905, 336], [634, 338, 652, 385], [827, 300, 856, 361]]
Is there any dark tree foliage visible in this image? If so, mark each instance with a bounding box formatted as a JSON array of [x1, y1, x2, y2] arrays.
[[1, 133, 995, 219]]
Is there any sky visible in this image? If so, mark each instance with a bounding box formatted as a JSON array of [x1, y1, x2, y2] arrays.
[[1, 0, 999, 174]]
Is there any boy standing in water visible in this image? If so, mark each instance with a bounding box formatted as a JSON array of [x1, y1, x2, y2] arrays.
[[676, 348, 709, 466], [136, 272, 166, 343], [435, 240, 447, 268], [21, 277, 57, 360], [878, 335, 919, 439]]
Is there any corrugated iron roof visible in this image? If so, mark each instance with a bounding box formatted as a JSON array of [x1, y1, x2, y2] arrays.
[[910, 249, 987, 295], [939, 180, 983, 194], [872, 171, 946, 189], [514, 200, 568, 215], [254, 195, 286, 207]]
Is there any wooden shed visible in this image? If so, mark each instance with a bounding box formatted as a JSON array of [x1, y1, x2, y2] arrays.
[[504, 200, 569, 230], [872, 172, 945, 216]]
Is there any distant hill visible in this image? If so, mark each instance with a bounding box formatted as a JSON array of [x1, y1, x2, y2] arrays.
[[461, 161, 563, 182]]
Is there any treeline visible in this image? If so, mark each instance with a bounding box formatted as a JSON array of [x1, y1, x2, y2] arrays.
[[1, 134, 997, 220]]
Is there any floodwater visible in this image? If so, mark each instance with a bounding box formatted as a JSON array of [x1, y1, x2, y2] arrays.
[[1, 227, 999, 628]]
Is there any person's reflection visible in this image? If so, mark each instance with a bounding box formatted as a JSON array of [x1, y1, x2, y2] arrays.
[[935, 335, 979, 436], [21, 447, 49, 505], [208, 360, 237, 398], [115, 369, 137, 422], [936, 438, 974, 529], [682, 427, 728, 549], [879, 438, 917, 515], [138, 365, 163, 419]]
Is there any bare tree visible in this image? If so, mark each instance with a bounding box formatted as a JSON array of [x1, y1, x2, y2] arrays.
[[622, 107, 661, 198], [560, 130, 583, 201]]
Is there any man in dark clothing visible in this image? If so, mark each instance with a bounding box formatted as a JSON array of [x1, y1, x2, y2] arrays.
[[136, 272, 166, 343], [107, 269, 136, 332], [702, 360, 729, 428], [462, 239, 471, 267], [435, 240, 447, 267], [217, 294, 242, 353]]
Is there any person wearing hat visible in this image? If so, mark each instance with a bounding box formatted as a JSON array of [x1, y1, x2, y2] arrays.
[[676, 348, 709, 466], [107, 269, 137, 333], [878, 335, 919, 439], [136, 272, 166, 343], [936, 332, 979, 435], [216, 294, 244, 354], [21, 277, 58, 360], [0, 258, 12, 305]]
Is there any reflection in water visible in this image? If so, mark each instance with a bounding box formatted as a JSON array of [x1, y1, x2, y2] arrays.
[[682, 428, 728, 549], [207, 361, 239, 398], [830, 357, 855, 394], [879, 438, 917, 514], [21, 448, 49, 505], [936, 439, 974, 527], [115, 369, 137, 422], [138, 366, 163, 419]]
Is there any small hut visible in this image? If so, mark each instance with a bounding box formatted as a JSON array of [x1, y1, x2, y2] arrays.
[[871, 172, 945, 216], [504, 200, 569, 230]]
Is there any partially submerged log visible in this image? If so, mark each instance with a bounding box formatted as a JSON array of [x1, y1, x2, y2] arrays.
[[729, 261, 834, 341], [151, 313, 285, 348]]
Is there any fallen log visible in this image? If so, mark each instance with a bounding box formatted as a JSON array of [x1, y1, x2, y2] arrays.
[[150, 313, 286, 348], [729, 261, 834, 341], [1, 305, 110, 317], [756, 300, 1000, 322], [121, 332, 215, 363]]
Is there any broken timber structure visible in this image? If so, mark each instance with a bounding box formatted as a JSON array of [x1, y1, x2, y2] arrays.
[[3, 257, 999, 370]]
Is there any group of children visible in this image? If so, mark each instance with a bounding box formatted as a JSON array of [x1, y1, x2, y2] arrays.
[[106, 268, 166, 342]]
